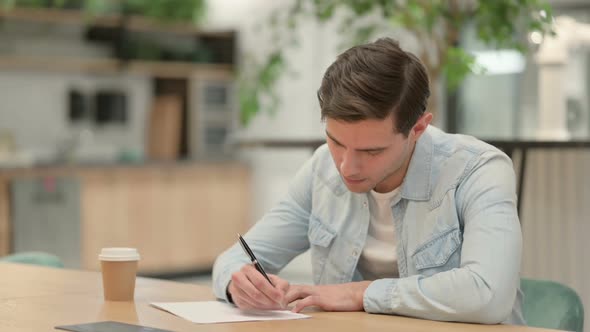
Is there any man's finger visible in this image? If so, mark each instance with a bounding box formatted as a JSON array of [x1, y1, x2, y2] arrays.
[[231, 282, 280, 310], [232, 271, 276, 308], [244, 266, 283, 304], [231, 289, 256, 310], [268, 275, 289, 307], [229, 278, 256, 309], [269, 274, 289, 293], [291, 295, 317, 313], [285, 285, 311, 304]]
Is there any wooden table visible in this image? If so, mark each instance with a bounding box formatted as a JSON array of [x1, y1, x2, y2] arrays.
[[0, 263, 555, 332]]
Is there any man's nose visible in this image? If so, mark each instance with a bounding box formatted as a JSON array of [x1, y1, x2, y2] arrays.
[[340, 150, 361, 177]]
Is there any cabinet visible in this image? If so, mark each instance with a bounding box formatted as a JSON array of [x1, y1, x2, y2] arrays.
[[0, 7, 237, 160], [0, 162, 250, 275], [11, 177, 81, 267]]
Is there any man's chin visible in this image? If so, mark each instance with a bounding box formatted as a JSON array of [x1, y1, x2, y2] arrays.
[[343, 182, 372, 193]]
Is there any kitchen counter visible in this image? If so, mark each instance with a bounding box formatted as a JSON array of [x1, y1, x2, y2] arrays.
[[0, 160, 251, 275]]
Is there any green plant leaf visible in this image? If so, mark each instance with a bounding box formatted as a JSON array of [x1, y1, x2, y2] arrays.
[[442, 47, 478, 91], [239, 0, 556, 124], [239, 86, 261, 126]]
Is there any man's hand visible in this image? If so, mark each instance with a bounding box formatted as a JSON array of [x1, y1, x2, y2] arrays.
[[286, 281, 372, 313], [228, 264, 290, 310]]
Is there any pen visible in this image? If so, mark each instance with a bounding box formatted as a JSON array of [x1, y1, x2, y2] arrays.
[[237, 233, 274, 286]]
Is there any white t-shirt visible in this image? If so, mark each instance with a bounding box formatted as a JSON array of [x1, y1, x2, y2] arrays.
[[356, 187, 400, 280]]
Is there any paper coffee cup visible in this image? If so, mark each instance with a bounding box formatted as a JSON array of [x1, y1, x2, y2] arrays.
[[99, 248, 140, 301]]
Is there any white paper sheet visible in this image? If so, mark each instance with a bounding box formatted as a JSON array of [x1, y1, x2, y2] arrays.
[[150, 301, 310, 324]]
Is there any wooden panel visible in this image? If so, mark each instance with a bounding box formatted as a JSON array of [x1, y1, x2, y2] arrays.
[[147, 96, 183, 161], [0, 163, 249, 274], [80, 163, 250, 275], [81, 170, 133, 271], [0, 177, 10, 256]]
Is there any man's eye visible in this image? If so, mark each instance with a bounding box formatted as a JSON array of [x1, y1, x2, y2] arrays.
[[367, 150, 382, 156]]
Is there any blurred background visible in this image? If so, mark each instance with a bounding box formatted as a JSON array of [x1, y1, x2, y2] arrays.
[[0, 0, 588, 330]]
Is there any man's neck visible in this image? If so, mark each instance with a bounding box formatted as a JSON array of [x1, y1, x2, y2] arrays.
[[374, 143, 416, 193]]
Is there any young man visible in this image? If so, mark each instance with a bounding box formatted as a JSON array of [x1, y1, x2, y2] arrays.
[[212, 37, 524, 325]]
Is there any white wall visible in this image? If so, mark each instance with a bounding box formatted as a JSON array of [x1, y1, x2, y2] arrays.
[[0, 20, 151, 164], [204, 0, 330, 280], [205, 0, 330, 141], [204, 0, 327, 217], [0, 71, 151, 163]]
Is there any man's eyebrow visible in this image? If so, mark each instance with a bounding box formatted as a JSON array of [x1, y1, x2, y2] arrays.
[[325, 131, 343, 146], [325, 131, 389, 152]]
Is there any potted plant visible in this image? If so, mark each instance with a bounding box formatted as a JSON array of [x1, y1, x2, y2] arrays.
[[239, 0, 555, 125], [1, 0, 206, 24]]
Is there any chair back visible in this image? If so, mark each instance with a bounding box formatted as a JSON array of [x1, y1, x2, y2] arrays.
[[521, 278, 584, 332]]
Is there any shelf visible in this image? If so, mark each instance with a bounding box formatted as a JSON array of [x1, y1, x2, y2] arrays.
[[0, 55, 233, 78], [126, 60, 234, 78], [123, 16, 233, 39], [0, 55, 119, 74], [0, 7, 120, 27], [0, 7, 235, 77], [0, 7, 233, 38]]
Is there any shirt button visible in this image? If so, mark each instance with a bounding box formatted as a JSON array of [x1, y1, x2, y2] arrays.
[[362, 201, 368, 208], [352, 249, 359, 256]]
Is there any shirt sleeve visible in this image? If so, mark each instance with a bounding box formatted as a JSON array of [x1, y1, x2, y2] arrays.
[[364, 151, 522, 324], [212, 151, 316, 301]]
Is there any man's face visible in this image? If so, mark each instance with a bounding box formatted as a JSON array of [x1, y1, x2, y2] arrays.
[[325, 114, 418, 193]]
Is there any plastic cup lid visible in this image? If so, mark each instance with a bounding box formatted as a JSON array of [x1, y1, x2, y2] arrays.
[[98, 248, 140, 261]]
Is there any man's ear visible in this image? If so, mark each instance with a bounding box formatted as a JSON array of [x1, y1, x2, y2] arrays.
[[410, 112, 433, 140]]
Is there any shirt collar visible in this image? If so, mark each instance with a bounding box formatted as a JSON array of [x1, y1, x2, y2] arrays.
[[400, 126, 433, 201]]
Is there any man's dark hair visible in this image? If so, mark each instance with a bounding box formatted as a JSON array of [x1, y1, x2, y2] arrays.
[[318, 37, 430, 136]]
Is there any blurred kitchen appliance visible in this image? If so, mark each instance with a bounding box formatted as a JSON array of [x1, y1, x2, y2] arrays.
[[94, 89, 128, 125], [189, 70, 235, 158], [68, 88, 88, 123]]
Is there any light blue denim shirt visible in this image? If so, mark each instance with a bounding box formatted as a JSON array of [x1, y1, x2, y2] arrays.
[[212, 126, 524, 325]]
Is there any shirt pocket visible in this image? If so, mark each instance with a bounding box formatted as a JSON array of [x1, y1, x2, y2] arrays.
[[411, 226, 461, 276], [308, 215, 337, 247], [308, 215, 337, 283]]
